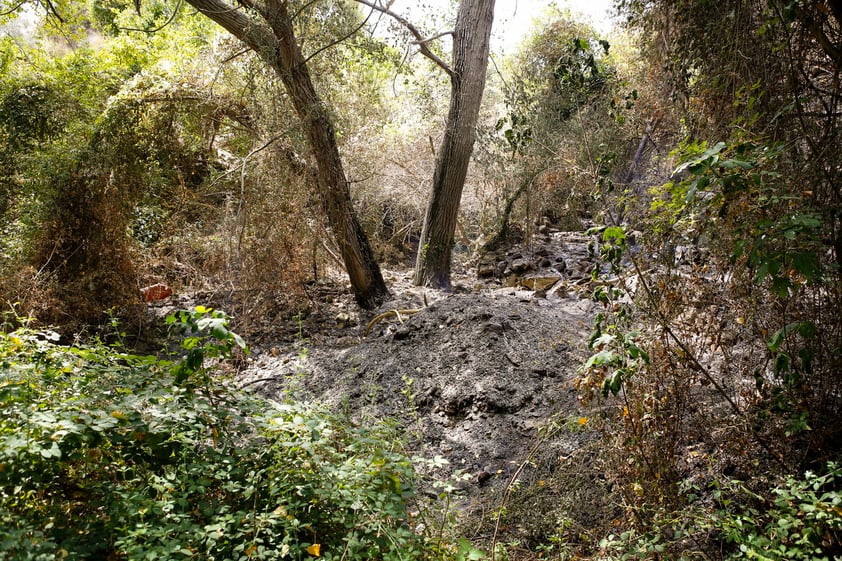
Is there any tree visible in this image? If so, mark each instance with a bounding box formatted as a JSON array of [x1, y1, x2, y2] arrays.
[[179, 0, 390, 309], [480, 17, 626, 250], [413, 0, 495, 288], [180, 0, 498, 295], [359, 0, 496, 289]]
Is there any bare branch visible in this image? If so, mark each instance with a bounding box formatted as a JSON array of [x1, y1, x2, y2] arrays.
[[0, 1, 26, 17], [354, 0, 454, 77], [37, 0, 64, 23], [118, 0, 184, 33], [413, 30, 453, 45], [302, 3, 376, 65]]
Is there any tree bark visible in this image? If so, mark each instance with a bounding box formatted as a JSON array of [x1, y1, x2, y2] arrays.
[[185, 0, 390, 309], [413, 0, 495, 288]]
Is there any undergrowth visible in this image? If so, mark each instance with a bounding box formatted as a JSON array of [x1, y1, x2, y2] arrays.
[[568, 134, 842, 560], [0, 307, 473, 560]]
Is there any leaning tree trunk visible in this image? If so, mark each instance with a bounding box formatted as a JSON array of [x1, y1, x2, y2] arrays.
[[413, 0, 495, 288], [185, 0, 390, 309]]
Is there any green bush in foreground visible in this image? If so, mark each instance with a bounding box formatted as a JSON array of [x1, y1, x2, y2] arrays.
[[598, 463, 842, 560], [0, 308, 430, 560], [713, 463, 842, 561]]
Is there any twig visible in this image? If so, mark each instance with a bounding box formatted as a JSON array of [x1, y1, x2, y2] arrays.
[[364, 308, 421, 336], [118, 0, 184, 33], [490, 422, 563, 561], [302, 3, 376, 65]]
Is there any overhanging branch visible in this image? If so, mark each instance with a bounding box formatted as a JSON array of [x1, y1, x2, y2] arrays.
[[354, 0, 454, 77], [302, 3, 376, 65]]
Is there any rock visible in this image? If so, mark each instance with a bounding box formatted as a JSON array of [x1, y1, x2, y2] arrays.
[[477, 263, 497, 278], [140, 283, 172, 302], [520, 275, 561, 291], [476, 468, 494, 484], [393, 324, 412, 340], [335, 312, 351, 328], [335, 336, 358, 347], [482, 321, 505, 334], [510, 258, 532, 273]]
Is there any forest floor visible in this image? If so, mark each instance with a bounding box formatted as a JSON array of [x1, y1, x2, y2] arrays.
[[151, 229, 618, 553]]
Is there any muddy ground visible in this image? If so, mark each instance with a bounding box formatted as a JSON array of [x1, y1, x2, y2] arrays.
[[143, 230, 616, 551], [222, 232, 610, 521]]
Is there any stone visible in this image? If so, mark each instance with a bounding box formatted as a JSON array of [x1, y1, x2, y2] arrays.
[[140, 283, 172, 302], [477, 263, 497, 278], [520, 275, 561, 291], [510, 258, 531, 273], [335, 312, 351, 328]]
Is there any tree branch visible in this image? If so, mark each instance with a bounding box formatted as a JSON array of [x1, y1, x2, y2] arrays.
[[414, 30, 453, 45], [38, 0, 64, 23], [806, 17, 842, 67], [302, 3, 376, 65], [0, 1, 26, 17], [354, 0, 454, 77], [184, 0, 278, 60], [119, 0, 184, 33]]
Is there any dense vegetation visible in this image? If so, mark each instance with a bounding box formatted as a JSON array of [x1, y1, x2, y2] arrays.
[[0, 308, 473, 560], [1, 0, 841, 559]]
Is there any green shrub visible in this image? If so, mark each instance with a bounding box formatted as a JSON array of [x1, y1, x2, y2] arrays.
[[0, 308, 430, 560], [713, 463, 842, 561], [596, 464, 842, 560]]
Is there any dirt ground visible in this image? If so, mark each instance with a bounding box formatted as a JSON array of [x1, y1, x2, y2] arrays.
[[229, 231, 609, 526]]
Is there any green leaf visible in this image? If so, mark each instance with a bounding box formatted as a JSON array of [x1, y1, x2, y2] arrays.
[[774, 352, 791, 376], [719, 158, 754, 170], [768, 322, 806, 351], [39, 442, 61, 459], [584, 349, 619, 368], [602, 226, 626, 243], [602, 369, 625, 396], [792, 252, 819, 281], [675, 141, 726, 175], [626, 344, 650, 363]]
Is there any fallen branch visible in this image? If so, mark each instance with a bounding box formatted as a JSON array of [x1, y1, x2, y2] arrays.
[[364, 308, 421, 336]]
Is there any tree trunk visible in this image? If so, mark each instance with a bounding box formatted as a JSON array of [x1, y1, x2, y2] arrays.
[[413, 0, 495, 288], [185, 0, 390, 309]]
